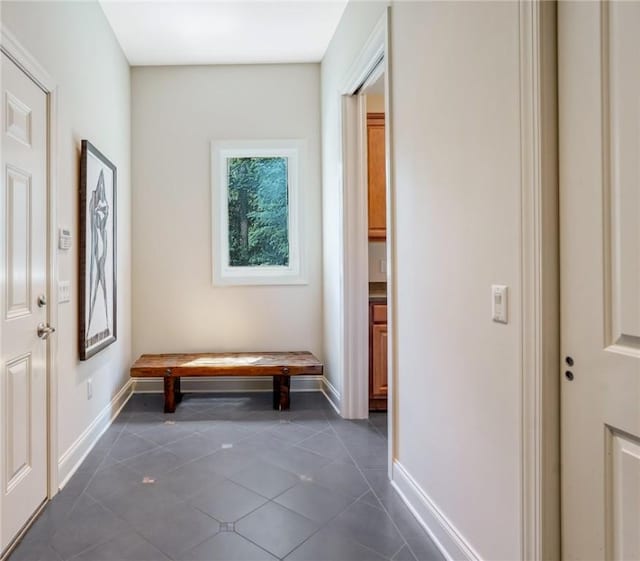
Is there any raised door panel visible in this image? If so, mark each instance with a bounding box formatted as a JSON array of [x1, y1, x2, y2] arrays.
[[5, 167, 32, 320], [611, 433, 640, 560], [5, 354, 31, 491], [607, 1, 640, 351], [371, 303, 387, 324], [367, 114, 386, 240], [371, 323, 388, 398]]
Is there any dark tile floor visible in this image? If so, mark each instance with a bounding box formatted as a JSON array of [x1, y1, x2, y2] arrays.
[[9, 392, 444, 561]]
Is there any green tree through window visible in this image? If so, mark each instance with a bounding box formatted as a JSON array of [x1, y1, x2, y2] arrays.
[[227, 157, 290, 267]]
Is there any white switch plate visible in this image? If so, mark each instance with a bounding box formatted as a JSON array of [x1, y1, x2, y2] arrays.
[[492, 285, 508, 324], [58, 281, 70, 303], [87, 378, 93, 400], [380, 260, 387, 274]]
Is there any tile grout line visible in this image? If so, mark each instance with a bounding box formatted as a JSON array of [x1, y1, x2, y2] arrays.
[[325, 417, 422, 561]]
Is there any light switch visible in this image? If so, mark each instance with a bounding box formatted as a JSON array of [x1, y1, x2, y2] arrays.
[[58, 281, 71, 303], [492, 285, 508, 324], [380, 260, 387, 274]]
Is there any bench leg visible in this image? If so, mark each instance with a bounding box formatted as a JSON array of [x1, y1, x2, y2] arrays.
[[164, 376, 181, 413], [175, 376, 183, 405], [273, 375, 291, 411]]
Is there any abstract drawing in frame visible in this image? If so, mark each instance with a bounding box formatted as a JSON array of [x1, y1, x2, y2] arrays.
[[79, 140, 117, 360]]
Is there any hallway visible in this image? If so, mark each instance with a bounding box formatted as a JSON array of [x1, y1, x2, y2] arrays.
[[9, 393, 442, 561]]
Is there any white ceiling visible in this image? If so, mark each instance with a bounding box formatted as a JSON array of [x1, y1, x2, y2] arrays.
[[99, 1, 348, 66]]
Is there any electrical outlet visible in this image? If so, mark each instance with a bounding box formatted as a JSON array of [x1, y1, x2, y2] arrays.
[[87, 378, 93, 400]]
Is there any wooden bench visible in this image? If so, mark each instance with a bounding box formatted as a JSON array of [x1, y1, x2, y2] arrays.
[[130, 351, 323, 413]]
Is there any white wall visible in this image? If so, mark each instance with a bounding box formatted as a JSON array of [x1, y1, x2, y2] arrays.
[[131, 64, 322, 360], [366, 94, 385, 113], [323, 2, 524, 559], [391, 3, 522, 559], [368, 242, 386, 283], [320, 0, 389, 399], [1, 2, 132, 480]]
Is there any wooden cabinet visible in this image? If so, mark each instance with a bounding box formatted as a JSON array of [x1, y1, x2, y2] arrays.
[[369, 302, 388, 410], [367, 113, 386, 240]]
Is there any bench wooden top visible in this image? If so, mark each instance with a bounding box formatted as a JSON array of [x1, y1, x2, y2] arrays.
[[130, 351, 323, 377]]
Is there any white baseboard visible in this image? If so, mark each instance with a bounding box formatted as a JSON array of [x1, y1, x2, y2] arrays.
[[321, 376, 341, 414], [391, 460, 480, 561], [132, 375, 326, 394], [57, 379, 134, 489]]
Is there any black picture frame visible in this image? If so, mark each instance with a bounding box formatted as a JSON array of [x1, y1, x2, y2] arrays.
[[79, 140, 117, 360]]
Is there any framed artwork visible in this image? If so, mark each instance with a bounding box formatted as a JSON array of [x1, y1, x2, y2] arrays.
[[79, 140, 117, 360]]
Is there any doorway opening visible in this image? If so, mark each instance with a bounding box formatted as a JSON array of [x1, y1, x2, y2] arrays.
[[361, 71, 388, 415], [339, 10, 394, 476]]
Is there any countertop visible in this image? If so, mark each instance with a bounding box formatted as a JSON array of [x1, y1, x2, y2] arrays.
[[369, 282, 387, 302]]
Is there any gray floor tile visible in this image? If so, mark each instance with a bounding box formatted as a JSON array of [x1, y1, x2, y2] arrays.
[[55, 470, 93, 502], [192, 446, 257, 478], [199, 422, 254, 444], [393, 544, 419, 561], [362, 469, 397, 506], [231, 417, 280, 435], [122, 447, 184, 477], [123, 394, 165, 413], [50, 495, 129, 560], [239, 432, 292, 456], [68, 531, 170, 561], [265, 421, 318, 445], [190, 479, 267, 522], [359, 490, 384, 509], [180, 532, 277, 561], [160, 460, 226, 500], [107, 432, 157, 462], [290, 412, 332, 432], [235, 502, 319, 559], [96, 481, 178, 524], [296, 431, 354, 463], [161, 433, 223, 464], [91, 427, 123, 454], [312, 460, 371, 498], [285, 526, 387, 561], [260, 445, 333, 478], [8, 542, 63, 561], [274, 482, 353, 523], [16, 495, 77, 545], [124, 499, 219, 559], [230, 459, 300, 499], [327, 500, 405, 559], [74, 448, 107, 476], [132, 421, 192, 446], [84, 462, 142, 503], [403, 535, 446, 561], [122, 413, 167, 434]]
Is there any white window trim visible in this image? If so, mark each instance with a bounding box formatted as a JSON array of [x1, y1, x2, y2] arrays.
[[211, 139, 307, 286]]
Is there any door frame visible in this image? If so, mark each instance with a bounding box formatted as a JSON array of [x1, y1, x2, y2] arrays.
[[339, 9, 395, 473], [519, 2, 560, 559], [0, 24, 60, 530]]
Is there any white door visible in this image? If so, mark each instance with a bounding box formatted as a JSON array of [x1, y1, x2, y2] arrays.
[[559, 2, 640, 559], [0, 51, 49, 554]]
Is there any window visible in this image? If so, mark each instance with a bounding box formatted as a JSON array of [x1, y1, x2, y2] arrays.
[[211, 140, 306, 285]]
